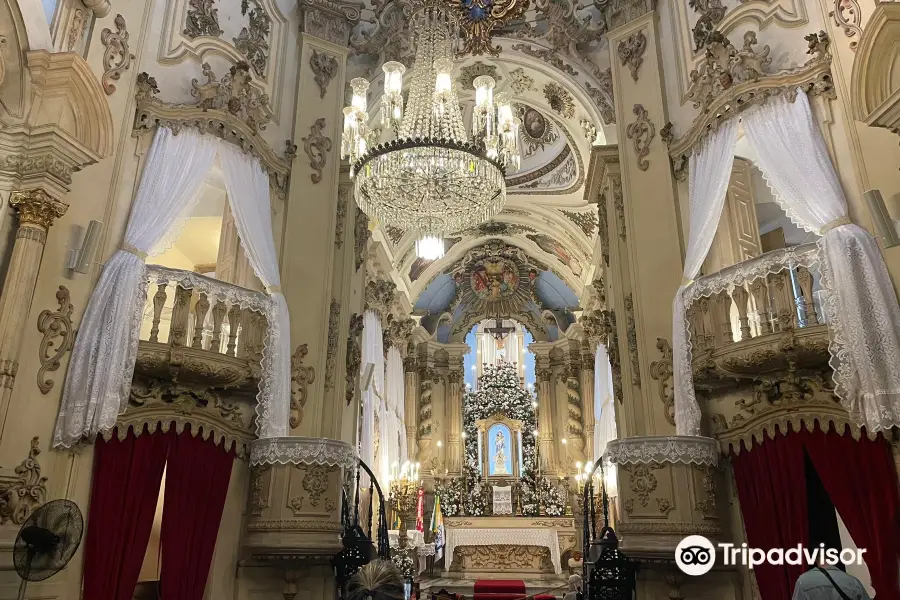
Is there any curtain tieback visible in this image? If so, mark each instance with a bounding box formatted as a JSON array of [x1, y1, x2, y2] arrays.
[[820, 216, 852, 235], [680, 277, 694, 287], [121, 243, 148, 260], [265, 284, 282, 294]]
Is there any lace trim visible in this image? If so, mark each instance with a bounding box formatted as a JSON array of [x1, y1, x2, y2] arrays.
[[145, 264, 279, 437], [250, 436, 358, 467], [755, 166, 818, 234], [605, 436, 719, 466], [684, 242, 820, 304], [145, 265, 271, 313]]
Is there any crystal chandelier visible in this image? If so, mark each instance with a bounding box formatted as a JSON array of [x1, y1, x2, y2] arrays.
[[341, 2, 521, 259]]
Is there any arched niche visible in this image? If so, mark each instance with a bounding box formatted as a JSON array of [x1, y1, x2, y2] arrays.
[[851, 3, 900, 133]]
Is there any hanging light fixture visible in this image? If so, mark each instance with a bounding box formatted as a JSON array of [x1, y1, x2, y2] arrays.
[[341, 0, 521, 260]]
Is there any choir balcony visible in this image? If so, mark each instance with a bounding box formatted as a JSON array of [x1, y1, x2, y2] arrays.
[[686, 244, 847, 450], [114, 265, 267, 453]]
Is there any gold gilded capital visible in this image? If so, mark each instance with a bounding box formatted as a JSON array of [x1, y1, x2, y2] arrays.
[[9, 190, 68, 230]]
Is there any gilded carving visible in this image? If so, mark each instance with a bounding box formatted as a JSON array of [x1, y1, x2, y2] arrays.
[[324, 300, 340, 390], [561, 210, 597, 237], [234, 0, 271, 77], [37, 286, 75, 394], [695, 466, 717, 518], [649, 338, 675, 426], [689, 0, 726, 51], [419, 373, 433, 437], [657, 497, 675, 517], [624, 294, 640, 388], [0, 437, 48, 525], [456, 0, 528, 56], [335, 186, 349, 248], [365, 280, 398, 322], [100, 14, 135, 96], [288, 495, 304, 514], [250, 466, 270, 514], [453, 545, 552, 572], [611, 176, 625, 242], [458, 62, 501, 90], [617, 30, 647, 81], [301, 118, 332, 184], [509, 68, 534, 94], [0, 156, 73, 186], [354, 208, 369, 272], [345, 314, 364, 405], [301, 464, 330, 507], [310, 50, 339, 98], [290, 344, 316, 429], [543, 82, 575, 119], [623, 462, 660, 508], [565, 373, 585, 456], [688, 31, 772, 113], [190, 62, 271, 133], [625, 104, 655, 171], [184, 0, 223, 38], [384, 317, 415, 350], [9, 190, 67, 230]]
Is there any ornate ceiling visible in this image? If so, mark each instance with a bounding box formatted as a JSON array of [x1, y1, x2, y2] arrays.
[[355, 0, 620, 333]]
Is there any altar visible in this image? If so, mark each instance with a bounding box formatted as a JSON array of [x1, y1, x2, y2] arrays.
[[442, 516, 577, 578]]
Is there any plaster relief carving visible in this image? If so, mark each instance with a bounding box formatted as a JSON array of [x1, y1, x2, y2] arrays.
[[649, 338, 675, 426], [561, 210, 597, 237], [324, 300, 340, 390], [689, 0, 726, 51], [543, 82, 575, 119], [657, 497, 675, 517], [695, 465, 717, 518], [250, 466, 270, 513], [301, 464, 329, 507], [335, 186, 349, 248], [687, 31, 771, 113], [830, 0, 861, 50], [310, 50, 338, 98], [0, 437, 48, 525], [181, 62, 272, 133], [354, 208, 369, 272], [625, 104, 655, 171], [454, 545, 552, 571], [67, 9, 90, 51], [509, 68, 535, 94], [611, 176, 625, 241], [184, 0, 223, 38], [512, 44, 578, 77], [617, 30, 647, 81], [301, 118, 332, 184], [234, 0, 271, 77], [100, 14, 135, 95], [345, 314, 364, 405], [624, 294, 640, 388], [37, 286, 75, 394], [419, 373, 433, 437], [290, 344, 316, 428], [623, 461, 660, 509]]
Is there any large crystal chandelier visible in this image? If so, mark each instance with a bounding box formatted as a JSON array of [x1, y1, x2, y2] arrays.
[[341, 1, 521, 260]]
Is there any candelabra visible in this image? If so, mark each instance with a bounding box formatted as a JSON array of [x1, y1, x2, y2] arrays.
[[388, 462, 420, 549]]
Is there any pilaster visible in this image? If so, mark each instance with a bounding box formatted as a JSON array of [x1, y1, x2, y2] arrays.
[[606, 9, 683, 437], [531, 344, 558, 476], [282, 20, 360, 443]]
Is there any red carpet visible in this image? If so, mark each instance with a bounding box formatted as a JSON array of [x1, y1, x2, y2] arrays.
[[473, 580, 554, 600]]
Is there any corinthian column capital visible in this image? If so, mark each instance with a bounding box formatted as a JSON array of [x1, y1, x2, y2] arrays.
[[9, 189, 67, 231]]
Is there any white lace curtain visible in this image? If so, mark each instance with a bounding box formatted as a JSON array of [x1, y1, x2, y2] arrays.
[[54, 128, 219, 448], [53, 127, 291, 447], [742, 93, 900, 431], [594, 344, 617, 459], [218, 143, 291, 438], [673, 120, 738, 435], [674, 90, 900, 435], [385, 346, 408, 466], [361, 310, 385, 486]]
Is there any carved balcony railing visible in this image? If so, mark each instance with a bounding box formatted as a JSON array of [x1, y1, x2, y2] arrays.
[[113, 265, 271, 457], [684, 244, 850, 452]]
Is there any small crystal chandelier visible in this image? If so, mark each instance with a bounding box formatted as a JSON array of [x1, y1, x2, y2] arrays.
[[341, 1, 521, 259]]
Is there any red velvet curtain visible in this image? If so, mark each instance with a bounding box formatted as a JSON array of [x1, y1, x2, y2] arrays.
[[801, 426, 900, 600], [83, 427, 172, 600], [159, 430, 234, 600], [732, 427, 809, 600]]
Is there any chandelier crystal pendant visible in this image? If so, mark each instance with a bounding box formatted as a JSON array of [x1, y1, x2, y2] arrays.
[[341, 1, 521, 260]]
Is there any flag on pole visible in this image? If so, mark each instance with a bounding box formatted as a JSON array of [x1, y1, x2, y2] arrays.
[[430, 493, 445, 561]]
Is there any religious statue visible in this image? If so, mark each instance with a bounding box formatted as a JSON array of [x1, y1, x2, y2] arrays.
[[493, 430, 509, 475]]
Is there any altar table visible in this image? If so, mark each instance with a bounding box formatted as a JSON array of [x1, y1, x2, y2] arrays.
[[445, 526, 563, 574]]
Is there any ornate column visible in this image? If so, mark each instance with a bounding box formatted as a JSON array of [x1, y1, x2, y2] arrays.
[[533, 352, 558, 475], [579, 343, 597, 462], [404, 354, 419, 463], [0, 190, 66, 433], [446, 354, 466, 476]]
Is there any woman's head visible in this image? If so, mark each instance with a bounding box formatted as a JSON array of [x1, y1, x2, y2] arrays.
[[346, 560, 406, 600]]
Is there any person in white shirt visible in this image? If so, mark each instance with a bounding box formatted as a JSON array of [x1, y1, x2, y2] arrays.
[[793, 563, 872, 600]]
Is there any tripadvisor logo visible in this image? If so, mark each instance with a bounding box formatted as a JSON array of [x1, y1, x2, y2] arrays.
[[675, 536, 867, 576]]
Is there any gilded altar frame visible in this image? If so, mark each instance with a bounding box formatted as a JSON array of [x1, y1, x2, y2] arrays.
[[476, 414, 523, 480]]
